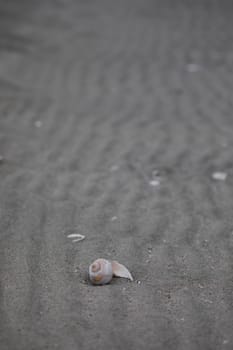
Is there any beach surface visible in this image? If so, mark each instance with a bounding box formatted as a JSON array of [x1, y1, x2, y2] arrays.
[[0, 1, 233, 349]]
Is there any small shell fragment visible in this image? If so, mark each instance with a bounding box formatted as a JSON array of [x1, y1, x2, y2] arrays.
[[67, 233, 85, 242], [112, 261, 133, 281], [212, 172, 227, 181], [149, 180, 160, 187]]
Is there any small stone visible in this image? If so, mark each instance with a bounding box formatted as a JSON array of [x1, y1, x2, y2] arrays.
[[111, 216, 118, 222], [137, 280, 141, 285]]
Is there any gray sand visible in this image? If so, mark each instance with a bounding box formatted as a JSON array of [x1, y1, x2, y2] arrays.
[[0, 1, 233, 349]]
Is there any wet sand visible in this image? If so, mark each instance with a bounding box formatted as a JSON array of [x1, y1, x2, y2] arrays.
[[0, 1, 233, 349]]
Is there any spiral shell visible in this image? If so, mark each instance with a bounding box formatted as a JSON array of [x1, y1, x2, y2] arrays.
[[88, 258, 133, 285], [88, 258, 113, 285]]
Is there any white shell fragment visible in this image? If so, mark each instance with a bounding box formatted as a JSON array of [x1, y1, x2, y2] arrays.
[[112, 261, 133, 281], [212, 172, 227, 181], [149, 169, 161, 187], [149, 180, 160, 187], [88, 258, 133, 285], [67, 233, 85, 242]]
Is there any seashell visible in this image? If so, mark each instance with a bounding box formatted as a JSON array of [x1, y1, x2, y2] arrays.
[[89, 258, 113, 285], [67, 233, 85, 243], [111, 261, 133, 281], [88, 258, 133, 285]]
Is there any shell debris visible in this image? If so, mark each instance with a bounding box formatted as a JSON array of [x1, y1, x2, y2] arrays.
[[149, 169, 161, 187], [67, 233, 85, 242], [149, 180, 160, 187], [212, 172, 227, 181]]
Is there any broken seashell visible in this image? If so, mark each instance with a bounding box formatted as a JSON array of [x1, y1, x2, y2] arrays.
[[111, 261, 133, 281], [212, 171, 227, 181], [149, 179, 160, 187], [67, 233, 85, 242], [88, 258, 133, 285]]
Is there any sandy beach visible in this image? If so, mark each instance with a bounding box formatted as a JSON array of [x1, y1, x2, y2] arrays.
[[0, 1, 233, 349]]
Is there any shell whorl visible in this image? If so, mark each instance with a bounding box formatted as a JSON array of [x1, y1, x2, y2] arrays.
[[89, 258, 113, 285], [90, 261, 101, 273]]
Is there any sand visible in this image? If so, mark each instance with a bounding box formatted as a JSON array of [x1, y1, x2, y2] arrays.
[[0, 1, 233, 349]]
